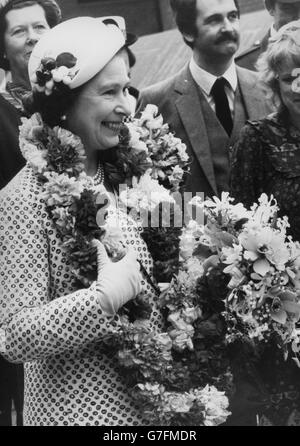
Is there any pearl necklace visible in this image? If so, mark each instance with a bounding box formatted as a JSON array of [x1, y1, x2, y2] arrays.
[[93, 162, 104, 185]]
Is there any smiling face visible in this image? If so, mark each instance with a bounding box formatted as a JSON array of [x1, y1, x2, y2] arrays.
[[4, 4, 49, 82], [184, 0, 240, 65], [66, 50, 132, 157], [277, 60, 300, 123]]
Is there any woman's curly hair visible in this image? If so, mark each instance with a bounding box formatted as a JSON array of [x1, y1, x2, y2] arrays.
[[256, 20, 300, 111], [0, 0, 61, 70]]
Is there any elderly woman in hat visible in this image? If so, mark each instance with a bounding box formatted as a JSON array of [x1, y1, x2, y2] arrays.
[[0, 17, 162, 426], [0, 0, 61, 189], [0, 0, 61, 427]]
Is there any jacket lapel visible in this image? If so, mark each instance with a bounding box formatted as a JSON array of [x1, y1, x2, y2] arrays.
[[229, 84, 246, 145], [261, 30, 271, 52], [174, 66, 218, 195], [237, 66, 270, 120]]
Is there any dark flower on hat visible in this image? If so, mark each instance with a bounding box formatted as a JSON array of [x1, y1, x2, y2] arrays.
[[32, 52, 78, 94], [56, 52, 77, 69], [41, 57, 56, 71], [36, 68, 52, 86]]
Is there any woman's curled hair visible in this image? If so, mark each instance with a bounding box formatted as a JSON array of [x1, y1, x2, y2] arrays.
[[256, 20, 300, 110], [0, 0, 61, 70]]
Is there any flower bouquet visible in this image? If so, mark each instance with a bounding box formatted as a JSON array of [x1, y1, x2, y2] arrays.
[[188, 192, 300, 357], [102, 314, 231, 426], [118, 104, 190, 283], [181, 192, 300, 425]]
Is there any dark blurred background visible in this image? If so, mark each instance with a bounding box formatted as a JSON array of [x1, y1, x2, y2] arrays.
[[55, 0, 270, 89], [0, 1, 270, 90], [57, 0, 264, 37]]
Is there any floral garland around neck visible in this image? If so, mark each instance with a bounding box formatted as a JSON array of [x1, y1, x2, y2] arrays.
[[18, 109, 232, 426], [19, 112, 107, 287]]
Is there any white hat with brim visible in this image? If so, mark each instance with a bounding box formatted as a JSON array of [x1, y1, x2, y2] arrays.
[[28, 16, 126, 90]]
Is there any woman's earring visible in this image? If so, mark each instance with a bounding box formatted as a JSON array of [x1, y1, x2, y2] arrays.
[[61, 115, 67, 121]]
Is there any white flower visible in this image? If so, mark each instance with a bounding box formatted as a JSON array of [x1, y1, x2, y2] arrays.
[[168, 311, 195, 334], [239, 224, 290, 274], [119, 171, 175, 213], [227, 266, 245, 288], [45, 79, 55, 95], [42, 172, 84, 207], [182, 306, 202, 324], [222, 243, 243, 266], [52, 66, 69, 82], [193, 385, 231, 426], [169, 165, 184, 186], [162, 392, 194, 413], [155, 333, 173, 350], [19, 116, 48, 170], [19, 113, 43, 145], [174, 139, 189, 162], [137, 383, 162, 395], [180, 232, 197, 260], [29, 148, 48, 172], [180, 219, 204, 260], [185, 257, 205, 281], [250, 193, 279, 224], [54, 126, 84, 152], [189, 195, 205, 210], [52, 206, 75, 233], [139, 104, 164, 131], [140, 104, 159, 121], [127, 122, 148, 153], [62, 76, 73, 86], [192, 192, 250, 225]]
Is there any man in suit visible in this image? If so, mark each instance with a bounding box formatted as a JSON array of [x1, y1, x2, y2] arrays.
[[236, 0, 300, 70], [139, 0, 271, 200]]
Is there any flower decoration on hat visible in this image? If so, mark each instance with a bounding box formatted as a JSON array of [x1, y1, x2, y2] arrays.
[[31, 52, 78, 95]]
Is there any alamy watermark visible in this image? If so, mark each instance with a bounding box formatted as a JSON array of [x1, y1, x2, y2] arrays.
[[95, 184, 205, 229]]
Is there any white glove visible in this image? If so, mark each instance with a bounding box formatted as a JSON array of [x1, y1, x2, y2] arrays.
[[93, 240, 142, 315]]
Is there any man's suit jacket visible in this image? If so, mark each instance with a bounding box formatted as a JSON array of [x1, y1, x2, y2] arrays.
[[235, 31, 270, 71], [0, 94, 24, 189], [139, 64, 272, 198]]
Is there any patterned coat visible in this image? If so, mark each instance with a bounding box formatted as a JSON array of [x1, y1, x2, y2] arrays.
[[0, 164, 162, 426], [231, 112, 300, 242]]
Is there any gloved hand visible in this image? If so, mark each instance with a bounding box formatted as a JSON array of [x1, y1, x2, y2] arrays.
[[93, 239, 142, 315]]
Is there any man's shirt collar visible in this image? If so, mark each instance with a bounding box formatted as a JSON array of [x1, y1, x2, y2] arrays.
[[189, 57, 238, 95]]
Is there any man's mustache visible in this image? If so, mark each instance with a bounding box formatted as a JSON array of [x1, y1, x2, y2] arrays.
[[215, 32, 239, 44]]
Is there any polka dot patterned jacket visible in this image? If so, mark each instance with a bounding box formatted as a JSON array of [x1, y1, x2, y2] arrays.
[[0, 165, 163, 426]]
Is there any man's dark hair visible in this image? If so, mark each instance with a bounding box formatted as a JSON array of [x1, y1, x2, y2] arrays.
[[0, 0, 61, 70], [170, 0, 240, 48]]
